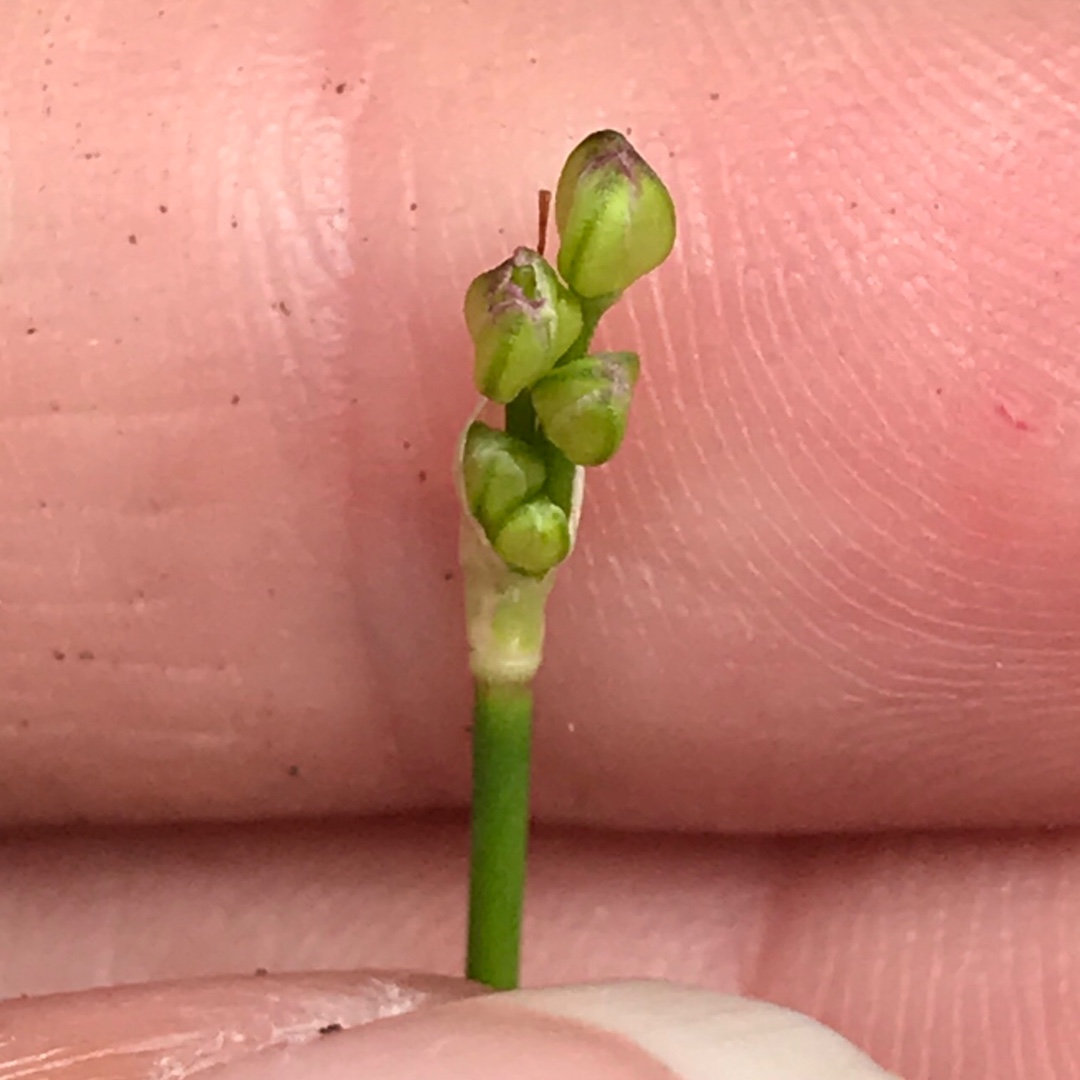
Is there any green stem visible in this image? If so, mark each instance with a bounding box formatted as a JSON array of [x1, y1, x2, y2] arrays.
[[466, 679, 534, 989], [505, 392, 538, 443], [557, 292, 620, 366]]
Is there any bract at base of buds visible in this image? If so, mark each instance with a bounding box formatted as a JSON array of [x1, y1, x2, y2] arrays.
[[459, 516, 557, 685], [464, 247, 584, 404], [555, 130, 677, 299], [530, 352, 640, 466], [456, 410, 586, 685], [462, 422, 548, 537]]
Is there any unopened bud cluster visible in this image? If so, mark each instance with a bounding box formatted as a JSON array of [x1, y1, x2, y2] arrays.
[[462, 422, 570, 577], [461, 130, 676, 578]]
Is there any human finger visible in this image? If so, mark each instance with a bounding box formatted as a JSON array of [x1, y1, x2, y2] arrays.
[[0, 979, 897, 1080], [2, 819, 1078, 1079]]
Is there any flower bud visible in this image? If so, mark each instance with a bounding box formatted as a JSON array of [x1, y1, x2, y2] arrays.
[[554, 130, 677, 299], [530, 352, 640, 466], [464, 247, 584, 403], [492, 496, 571, 577], [462, 422, 547, 536]]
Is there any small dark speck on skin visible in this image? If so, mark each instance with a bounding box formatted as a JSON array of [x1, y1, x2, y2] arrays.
[[254, 967, 269, 977], [889, 207, 897, 215], [53, 649, 66, 661], [319, 1023, 344, 1035], [26, 327, 36, 335], [709, 91, 719, 100], [230, 215, 238, 229], [231, 393, 241, 405], [850, 201, 858, 210], [273, 300, 291, 316], [443, 571, 455, 582], [287, 764, 300, 777], [128, 234, 137, 244], [77, 649, 95, 661], [935, 387, 943, 396], [335, 82, 346, 94], [409, 201, 417, 211], [159, 204, 168, 213], [418, 469, 427, 483], [403, 440, 411, 450]]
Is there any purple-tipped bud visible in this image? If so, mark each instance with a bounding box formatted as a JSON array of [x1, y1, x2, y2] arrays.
[[530, 352, 640, 466], [464, 248, 584, 403], [555, 130, 676, 299]]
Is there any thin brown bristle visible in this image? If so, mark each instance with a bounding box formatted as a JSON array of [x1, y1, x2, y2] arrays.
[[537, 189, 552, 256]]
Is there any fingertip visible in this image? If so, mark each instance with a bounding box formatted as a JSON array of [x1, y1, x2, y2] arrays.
[[0, 971, 484, 1079], [208, 981, 900, 1079]]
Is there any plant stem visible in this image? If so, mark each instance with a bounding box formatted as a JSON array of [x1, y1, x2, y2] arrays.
[[505, 392, 538, 443], [557, 293, 619, 366], [466, 678, 534, 989], [468, 286, 614, 990]]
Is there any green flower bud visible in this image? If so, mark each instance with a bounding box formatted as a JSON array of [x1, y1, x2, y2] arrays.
[[464, 247, 584, 403], [492, 496, 570, 576], [555, 130, 677, 299], [530, 351, 640, 466], [462, 422, 547, 536]]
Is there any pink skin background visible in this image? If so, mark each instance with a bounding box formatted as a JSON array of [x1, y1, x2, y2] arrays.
[[1, 0, 1079, 1076]]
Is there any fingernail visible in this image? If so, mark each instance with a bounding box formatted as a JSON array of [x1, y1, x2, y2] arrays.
[[501, 982, 903, 1080], [208, 980, 903, 1079]]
